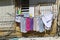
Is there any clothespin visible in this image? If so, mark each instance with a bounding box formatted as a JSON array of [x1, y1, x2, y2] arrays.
[[29, 14, 32, 18]]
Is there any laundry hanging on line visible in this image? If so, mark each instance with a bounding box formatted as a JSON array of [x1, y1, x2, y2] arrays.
[[19, 12, 53, 33], [26, 17, 31, 31], [17, 8, 21, 15], [15, 16, 21, 23], [15, 15, 24, 23], [23, 13, 30, 17], [33, 16, 45, 32], [38, 17, 45, 32], [26, 17, 33, 31], [20, 17, 27, 33], [42, 11, 53, 30], [20, 17, 34, 32], [30, 18, 33, 31], [19, 16, 53, 33], [15, 8, 22, 23], [33, 16, 40, 31]]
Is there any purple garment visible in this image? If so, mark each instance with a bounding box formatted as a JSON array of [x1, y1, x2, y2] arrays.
[[30, 18, 33, 31]]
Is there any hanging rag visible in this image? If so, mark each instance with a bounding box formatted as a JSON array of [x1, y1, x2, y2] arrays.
[[33, 17, 37, 31], [33, 16, 39, 31], [34, 16, 45, 32], [38, 17, 45, 32], [26, 17, 31, 31], [34, 4, 41, 31], [42, 12, 53, 30], [20, 17, 27, 33], [15, 16, 21, 23], [30, 18, 33, 31]]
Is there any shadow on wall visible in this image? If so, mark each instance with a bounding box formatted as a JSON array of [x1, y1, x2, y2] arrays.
[[29, 0, 56, 5], [0, 0, 14, 6]]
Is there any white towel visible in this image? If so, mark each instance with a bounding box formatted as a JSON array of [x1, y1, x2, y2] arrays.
[[42, 12, 53, 30]]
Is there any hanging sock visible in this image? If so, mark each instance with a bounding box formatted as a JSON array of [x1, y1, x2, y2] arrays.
[[30, 18, 33, 31], [20, 17, 27, 33], [38, 17, 45, 32], [42, 12, 53, 30], [26, 17, 31, 31]]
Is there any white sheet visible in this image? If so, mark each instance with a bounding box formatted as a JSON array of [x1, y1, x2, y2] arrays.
[[42, 12, 53, 28]]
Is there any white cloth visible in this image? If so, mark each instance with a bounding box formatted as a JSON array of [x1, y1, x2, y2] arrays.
[[15, 16, 21, 23], [34, 16, 45, 32], [42, 12, 53, 30], [20, 17, 27, 33], [33, 17, 39, 31], [23, 13, 29, 17]]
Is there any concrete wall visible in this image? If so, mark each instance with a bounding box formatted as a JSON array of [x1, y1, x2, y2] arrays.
[[0, 0, 15, 27]]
